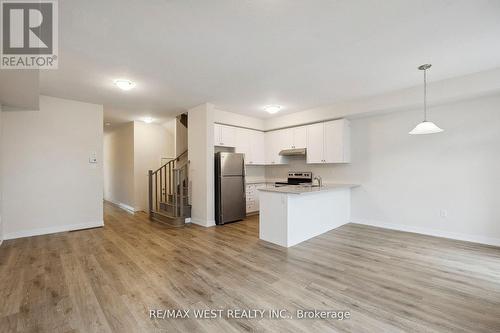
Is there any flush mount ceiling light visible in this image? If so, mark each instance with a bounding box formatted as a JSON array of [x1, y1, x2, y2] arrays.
[[409, 64, 444, 135], [113, 79, 136, 91], [264, 105, 282, 114], [143, 117, 154, 124]]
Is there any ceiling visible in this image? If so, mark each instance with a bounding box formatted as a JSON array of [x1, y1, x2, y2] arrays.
[[39, 0, 500, 124]]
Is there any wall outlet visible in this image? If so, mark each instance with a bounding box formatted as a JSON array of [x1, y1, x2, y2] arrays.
[[439, 209, 448, 218]]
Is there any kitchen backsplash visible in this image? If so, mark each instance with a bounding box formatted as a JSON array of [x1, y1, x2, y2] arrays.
[[264, 156, 356, 184], [243, 156, 358, 184]]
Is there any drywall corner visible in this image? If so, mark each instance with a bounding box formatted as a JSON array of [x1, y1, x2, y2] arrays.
[[188, 103, 215, 227]]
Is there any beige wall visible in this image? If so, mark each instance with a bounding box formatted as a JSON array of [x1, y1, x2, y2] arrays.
[[175, 117, 188, 156], [103, 122, 135, 211], [133, 121, 174, 211], [104, 121, 174, 212], [0, 105, 3, 244], [188, 103, 215, 227], [1, 96, 103, 239]]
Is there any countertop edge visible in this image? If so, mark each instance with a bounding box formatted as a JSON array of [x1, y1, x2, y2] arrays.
[[258, 184, 360, 194]]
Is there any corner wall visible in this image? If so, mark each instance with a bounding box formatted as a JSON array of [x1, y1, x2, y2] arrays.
[[103, 122, 135, 211], [0, 105, 3, 245], [188, 103, 215, 227], [133, 121, 175, 211], [1, 96, 104, 239]]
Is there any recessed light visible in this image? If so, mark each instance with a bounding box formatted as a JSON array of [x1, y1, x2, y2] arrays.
[[264, 105, 282, 114], [143, 117, 154, 124], [113, 79, 136, 91]]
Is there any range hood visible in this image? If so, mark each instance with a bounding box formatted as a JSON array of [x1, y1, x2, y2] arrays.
[[279, 148, 306, 156]]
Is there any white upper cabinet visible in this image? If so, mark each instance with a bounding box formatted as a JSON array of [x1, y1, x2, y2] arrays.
[[264, 131, 285, 165], [214, 124, 236, 147], [235, 127, 250, 155], [250, 131, 266, 164], [233, 127, 266, 165], [324, 120, 344, 163], [215, 119, 350, 165], [306, 122, 325, 163], [306, 119, 351, 164], [292, 126, 307, 149], [276, 126, 307, 150]]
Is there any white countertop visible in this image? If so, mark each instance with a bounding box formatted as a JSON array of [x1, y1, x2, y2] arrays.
[[245, 179, 282, 185], [258, 183, 359, 194]]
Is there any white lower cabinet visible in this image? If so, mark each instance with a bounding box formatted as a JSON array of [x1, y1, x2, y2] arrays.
[[246, 183, 268, 214]]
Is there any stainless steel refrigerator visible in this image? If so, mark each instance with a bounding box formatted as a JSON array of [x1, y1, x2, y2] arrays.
[[215, 152, 246, 225]]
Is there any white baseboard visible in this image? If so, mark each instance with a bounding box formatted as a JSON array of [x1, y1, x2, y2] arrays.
[[105, 199, 136, 213], [190, 218, 216, 228], [118, 203, 136, 213], [4, 221, 104, 240], [352, 218, 500, 247]]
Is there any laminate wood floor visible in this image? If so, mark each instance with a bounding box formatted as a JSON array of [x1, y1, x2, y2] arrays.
[[1, 202, 500, 333]]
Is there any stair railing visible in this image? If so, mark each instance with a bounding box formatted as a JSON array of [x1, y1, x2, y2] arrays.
[[148, 150, 188, 220]]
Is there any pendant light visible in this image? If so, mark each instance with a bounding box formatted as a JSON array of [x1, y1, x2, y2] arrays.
[[409, 64, 444, 135]]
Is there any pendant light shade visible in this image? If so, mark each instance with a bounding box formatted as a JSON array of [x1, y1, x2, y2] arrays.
[[409, 121, 444, 135], [409, 64, 444, 135]]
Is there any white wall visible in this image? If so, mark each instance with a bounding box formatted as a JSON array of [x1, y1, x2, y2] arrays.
[[103, 122, 135, 211], [266, 95, 500, 245], [214, 108, 265, 130], [264, 68, 500, 131], [0, 105, 3, 245], [188, 103, 215, 227], [175, 117, 188, 156], [1, 96, 103, 239], [133, 121, 174, 211]]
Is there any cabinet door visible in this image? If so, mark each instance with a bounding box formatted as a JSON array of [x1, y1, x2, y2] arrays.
[[281, 128, 294, 149], [268, 129, 290, 152], [324, 120, 344, 163], [293, 126, 307, 149], [214, 124, 223, 146], [306, 123, 324, 164], [249, 130, 265, 165], [235, 128, 251, 161], [219, 125, 236, 147], [254, 183, 266, 211], [265, 131, 282, 165]]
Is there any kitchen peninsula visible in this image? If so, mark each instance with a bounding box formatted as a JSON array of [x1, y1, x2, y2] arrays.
[[258, 184, 359, 247]]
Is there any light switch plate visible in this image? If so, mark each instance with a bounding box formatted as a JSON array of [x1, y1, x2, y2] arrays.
[[89, 152, 97, 164]]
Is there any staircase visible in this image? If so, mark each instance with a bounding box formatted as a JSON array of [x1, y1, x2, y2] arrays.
[[148, 150, 190, 227]]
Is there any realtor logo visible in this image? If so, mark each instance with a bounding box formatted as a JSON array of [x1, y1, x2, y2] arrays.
[[1, 0, 58, 69]]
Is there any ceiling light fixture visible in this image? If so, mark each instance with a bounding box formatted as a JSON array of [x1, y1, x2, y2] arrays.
[[113, 79, 136, 91], [264, 105, 282, 114], [409, 64, 444, 135], [143, 117, 154, 124], [105, 122, 111, 126]]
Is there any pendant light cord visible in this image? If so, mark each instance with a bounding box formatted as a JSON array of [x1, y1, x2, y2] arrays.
[[423, 68, 427, 122]]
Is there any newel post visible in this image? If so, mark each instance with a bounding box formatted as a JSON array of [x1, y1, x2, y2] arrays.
[[148, 170, 153, 220]]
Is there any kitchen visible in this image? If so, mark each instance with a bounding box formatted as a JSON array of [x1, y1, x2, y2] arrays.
[[213, 118, 359, 247]]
